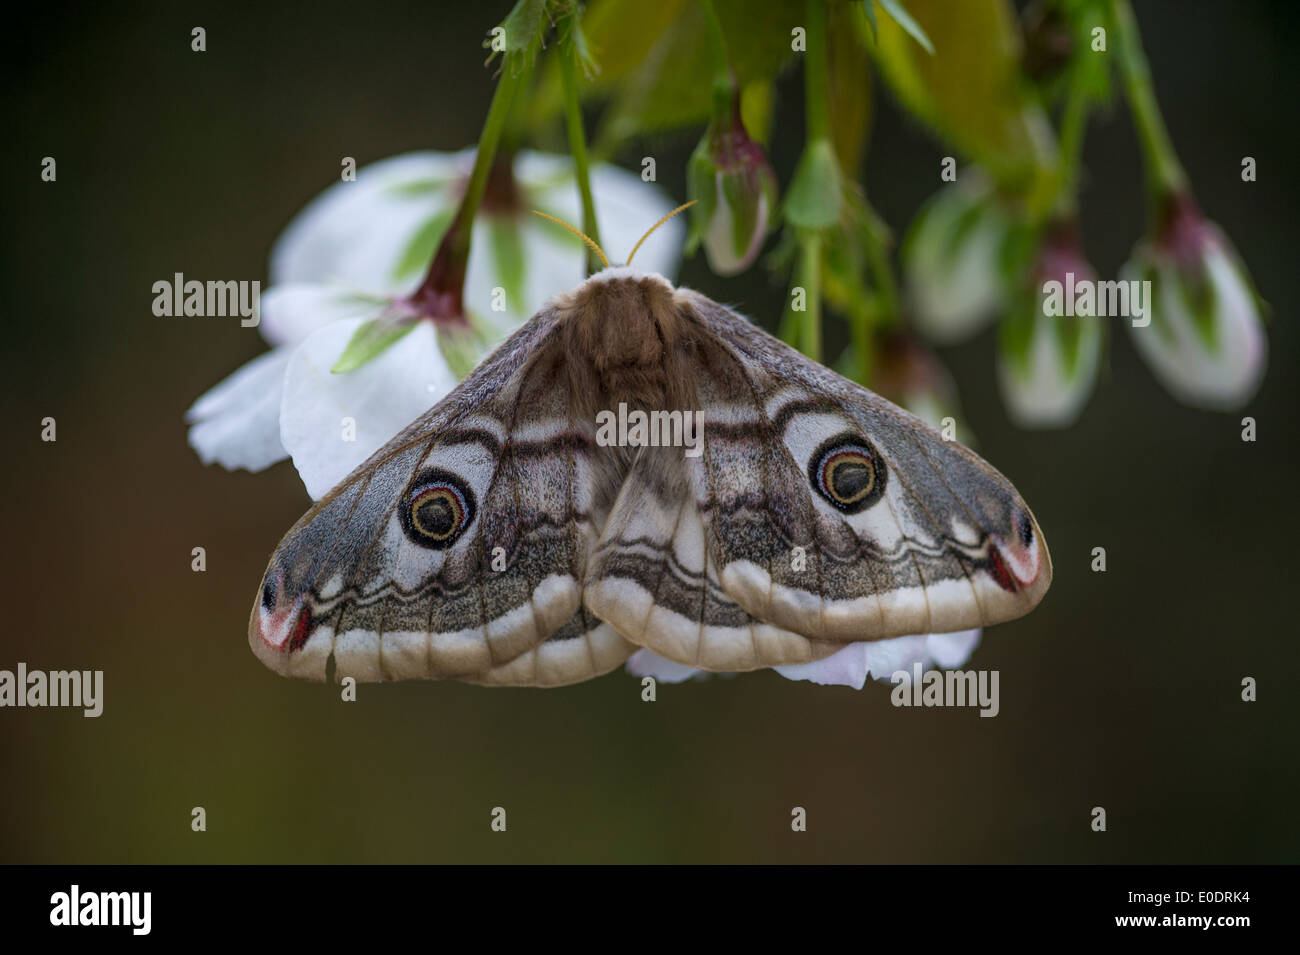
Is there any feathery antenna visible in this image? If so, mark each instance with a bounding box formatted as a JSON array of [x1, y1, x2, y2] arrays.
[[531, 210, 609, 269], [626, 200, 697, 266]]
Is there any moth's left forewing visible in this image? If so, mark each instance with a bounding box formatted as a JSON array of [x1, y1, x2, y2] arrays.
[[678, 291, 1052, 643], [249, 306, 636, 686], [249, 438, 434, 681]]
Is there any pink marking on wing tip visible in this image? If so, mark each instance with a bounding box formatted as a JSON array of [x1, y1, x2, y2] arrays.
[[259, 593, 303, 651], [992, 533, 1041, 587], [287, 607, 313, 653]]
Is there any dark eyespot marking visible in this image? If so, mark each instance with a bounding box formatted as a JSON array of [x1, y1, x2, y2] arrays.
[[809, 433, 887, 513], [400, 468, 476, 549], [261, 578, 277, 611]]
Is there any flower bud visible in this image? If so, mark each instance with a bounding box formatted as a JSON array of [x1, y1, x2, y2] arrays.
[[1121, 192, 1266, 410], [996, 221, 1104, 428], [902, 175, 1013, 344], [687, 98, 779, 276]]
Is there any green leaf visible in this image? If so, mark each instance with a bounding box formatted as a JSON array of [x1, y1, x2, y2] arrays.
[[861, 0, 878, 39], [488, 218, 527, 310], [722, 174, 759, 259], [563, 4, 598, 78], [391, 209, 456, 283], [830, 1, 873, 174], [866, 0, 1055, 203], [941, 198, 989, 260], [438, 323, 490, 380], [685, 141, 718, 254], [1057, 310, 1084, 377], [562, 0, 690, 92], [490, 0, 552, 72], [331, 318, 418, 373], [784, 140, 843, 231], [587, 0, 799, 143], [997, 219, 1039, 282], [877, 0, 934, 55], [1180, 263, 1221, 352], [1145, 265, 1176, 346], [820, 189, 872, 323], [384, 175, 456, 198], [999, 302, 1037, 376]]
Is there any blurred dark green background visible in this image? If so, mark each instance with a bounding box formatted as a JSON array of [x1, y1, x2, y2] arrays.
[[2, 1, 1296, 863]]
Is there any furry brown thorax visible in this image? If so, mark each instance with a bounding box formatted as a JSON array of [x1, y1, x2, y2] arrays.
[[555, 269, 698, 420]]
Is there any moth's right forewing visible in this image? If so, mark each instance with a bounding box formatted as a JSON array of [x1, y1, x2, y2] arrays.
[[677, 292, 1052, 644]]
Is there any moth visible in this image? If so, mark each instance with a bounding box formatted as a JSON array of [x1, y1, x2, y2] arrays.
[[250, 208, 1051, 687]]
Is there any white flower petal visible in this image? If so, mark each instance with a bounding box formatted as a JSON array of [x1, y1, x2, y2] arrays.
[[624, 649, 707, 684], [925, 629, 983, 668], [862, 635, 931, 681], [1124, 248, 1267, 410], [185, 347, 292, 472], [271, 151, 472, 294], [279, 318, 457, 500], [259, 283, 383, 348], [461, 216, 558, 323], [512, 151, 574, 184], [774, 643, 871, 689], [773, 628, 983, 688]]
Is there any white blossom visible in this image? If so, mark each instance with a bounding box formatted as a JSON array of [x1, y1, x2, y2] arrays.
[[186, 150, 684, 498]]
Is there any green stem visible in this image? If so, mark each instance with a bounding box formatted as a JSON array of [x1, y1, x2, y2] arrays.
[[789, 0, 834, 361], [804, 0, 831, 143], [698, 0, 735, 114], [408, 60, 526, 321], [560, 27, 602, 272], [499, 63, 533, 157], [1052, 56, 1091, 219], [798, 232, 823, 361], [1110, 0, 1187, 201], [449, 66, 524, 261]]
